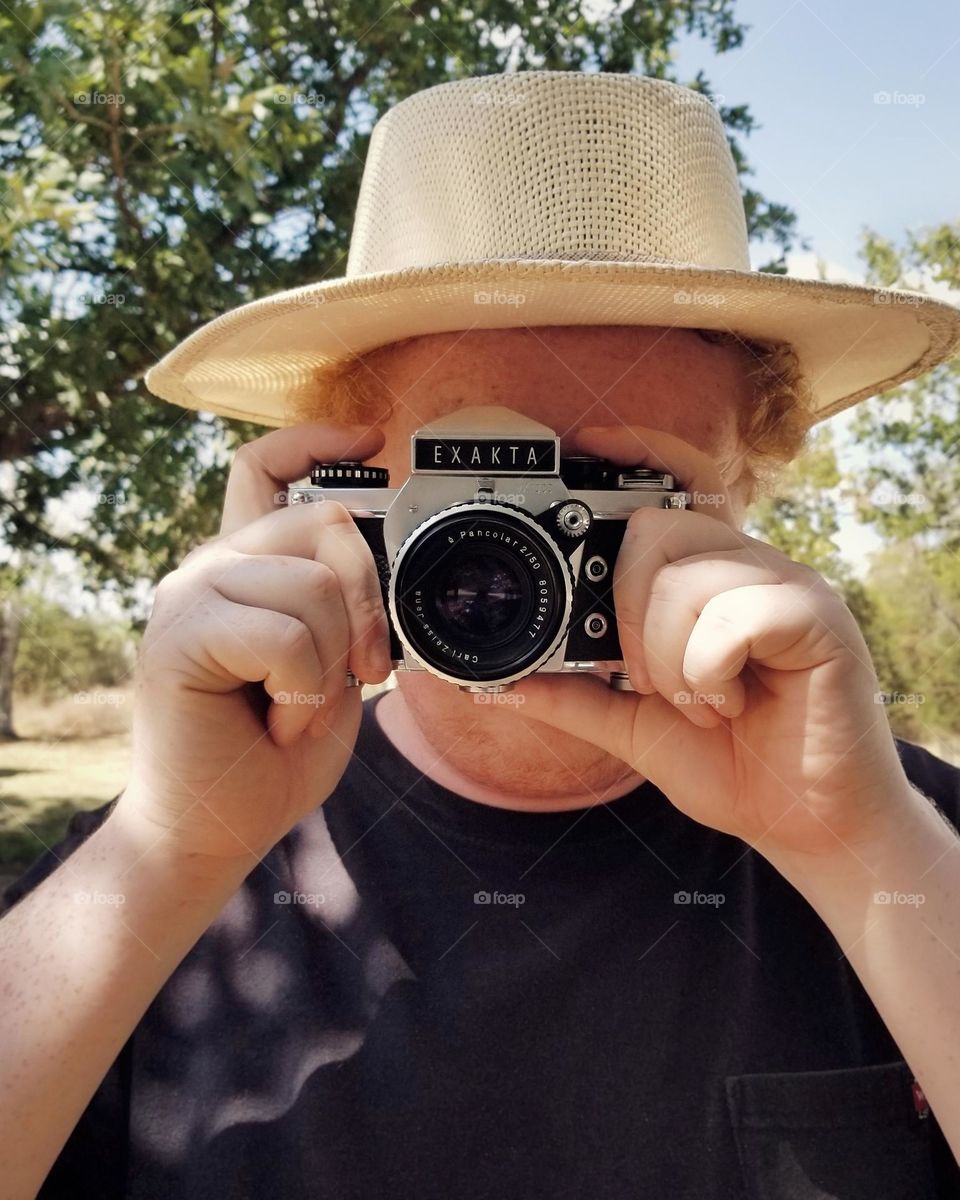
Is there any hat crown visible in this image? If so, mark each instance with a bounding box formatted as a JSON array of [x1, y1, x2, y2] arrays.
[[346, 71, 751, 277]]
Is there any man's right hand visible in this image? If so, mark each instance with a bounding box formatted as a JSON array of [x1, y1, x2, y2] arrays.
[[114, 421, 392, 865]]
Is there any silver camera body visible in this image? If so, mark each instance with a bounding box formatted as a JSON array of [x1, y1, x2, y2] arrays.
[[287, 407, 689, 693]]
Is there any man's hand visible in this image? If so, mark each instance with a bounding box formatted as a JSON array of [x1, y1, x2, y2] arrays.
[[115, 421, 392, 865], [513, 424, 912, 860]]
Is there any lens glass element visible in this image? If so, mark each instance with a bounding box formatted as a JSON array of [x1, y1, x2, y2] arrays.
[[434, 552, 527, 641]]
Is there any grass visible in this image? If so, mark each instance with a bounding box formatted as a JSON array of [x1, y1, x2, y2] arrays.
[[0, 690, 132, 888], [0, 683, 388, 887]]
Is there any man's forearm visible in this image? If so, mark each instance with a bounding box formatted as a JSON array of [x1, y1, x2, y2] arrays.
[[0, 797, 257, 1200], [765, 776, 960, 1164]]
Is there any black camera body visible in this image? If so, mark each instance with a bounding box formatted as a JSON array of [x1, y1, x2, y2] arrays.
[[287, 407, 689, 693]]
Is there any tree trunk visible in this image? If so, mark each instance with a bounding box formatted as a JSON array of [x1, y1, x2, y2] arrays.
[[0, 598, 20, 740]]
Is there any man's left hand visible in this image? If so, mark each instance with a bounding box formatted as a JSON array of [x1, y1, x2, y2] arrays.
[[512, 425, 913, 860]]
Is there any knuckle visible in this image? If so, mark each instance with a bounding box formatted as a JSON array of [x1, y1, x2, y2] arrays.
[[624, 505, 664, 539], [275, 617, 315, 659], [652, 561, 686, 594], [304, 561, 340, 604], [152, 569, 188, 611], [353, 582, 387, 627], [178, 539, 219, 570], [231, 439, 263, 471], [315, 499, 354, 526]]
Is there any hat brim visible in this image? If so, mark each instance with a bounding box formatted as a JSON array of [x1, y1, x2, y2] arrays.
[[143, 259, 960, 427]]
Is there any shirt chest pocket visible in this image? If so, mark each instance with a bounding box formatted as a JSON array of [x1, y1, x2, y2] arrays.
[[724, 1060, 941, 1200]]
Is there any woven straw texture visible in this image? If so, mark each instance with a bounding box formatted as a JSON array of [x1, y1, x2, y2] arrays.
[[144, 71, 960, 427], [347, 73, 749, 273]]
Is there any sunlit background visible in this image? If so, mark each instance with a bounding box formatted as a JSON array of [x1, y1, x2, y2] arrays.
[[1, 0, 957, 890]]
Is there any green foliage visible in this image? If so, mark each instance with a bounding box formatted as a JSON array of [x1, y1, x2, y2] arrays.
[[0, 0, 799, 600], [13, 591, 136, 699], [751, 222, 960, 744], [747, 427, 846, 581], [852, 227, 960, 552], [863, 544, 960, 740], [748, 430, 909, 719]]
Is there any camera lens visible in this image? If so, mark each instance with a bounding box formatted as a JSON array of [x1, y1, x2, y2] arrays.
[[434, 553, 527, 641], [390, 505, 573, 684]]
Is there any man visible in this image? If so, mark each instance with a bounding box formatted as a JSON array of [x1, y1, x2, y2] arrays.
[[3, 72, 960, 1199]]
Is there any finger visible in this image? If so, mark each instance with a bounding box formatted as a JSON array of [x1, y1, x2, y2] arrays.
[[683, 582, 850, 698], [613, 508, 750, 693], [221, 423, 386, 535], [510, 671, 729, 800], [210, 501, 391, 681], [177, 593, 339, 747], [639, 551, 798, 725], [208, 553, 382, 701], [569, 424, 739, 528], [207, 549, 350, 710]]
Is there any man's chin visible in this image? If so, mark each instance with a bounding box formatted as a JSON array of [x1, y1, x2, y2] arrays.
[[391, 671, 639, 804]]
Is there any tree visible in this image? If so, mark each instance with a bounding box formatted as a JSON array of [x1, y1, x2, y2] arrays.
[[848, 223, 960, 743], [747, 428, 906, 701], [0, 0, 800, 734], [751, 223, 960, 748]]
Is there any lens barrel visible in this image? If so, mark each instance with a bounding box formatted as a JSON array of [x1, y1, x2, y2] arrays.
[[390, 504, 573, 684]]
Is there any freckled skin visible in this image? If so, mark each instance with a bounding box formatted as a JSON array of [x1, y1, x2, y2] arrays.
[[361, 326, 756, 810]]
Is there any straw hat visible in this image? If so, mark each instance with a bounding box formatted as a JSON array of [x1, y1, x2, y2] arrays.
[[144, 71, 960, 427]]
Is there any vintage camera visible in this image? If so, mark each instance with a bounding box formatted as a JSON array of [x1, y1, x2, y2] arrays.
[[287, 407, 689, 693]]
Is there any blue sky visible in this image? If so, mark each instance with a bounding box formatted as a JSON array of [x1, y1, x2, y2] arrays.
[[670, 0, 959, 570], [673, 0, 960, 276]]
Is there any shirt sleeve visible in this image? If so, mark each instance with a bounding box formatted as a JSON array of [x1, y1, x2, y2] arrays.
[[894, 737, 960, 834], [2, 798, 133, 1199], [1, 797, 118, 914]]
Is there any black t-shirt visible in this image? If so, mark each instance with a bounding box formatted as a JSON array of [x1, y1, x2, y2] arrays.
[[5, 693, 960, 1200]]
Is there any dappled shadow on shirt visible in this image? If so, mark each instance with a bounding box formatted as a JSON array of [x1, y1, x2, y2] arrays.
[[128, 805, 420, 1180]]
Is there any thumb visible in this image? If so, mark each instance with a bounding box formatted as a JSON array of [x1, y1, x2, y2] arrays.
[[509, 672, 709, 788]]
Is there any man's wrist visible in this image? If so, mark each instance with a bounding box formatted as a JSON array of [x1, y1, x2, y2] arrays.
[[104, 789, 261, 899], [758, 773, 939, 894]]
